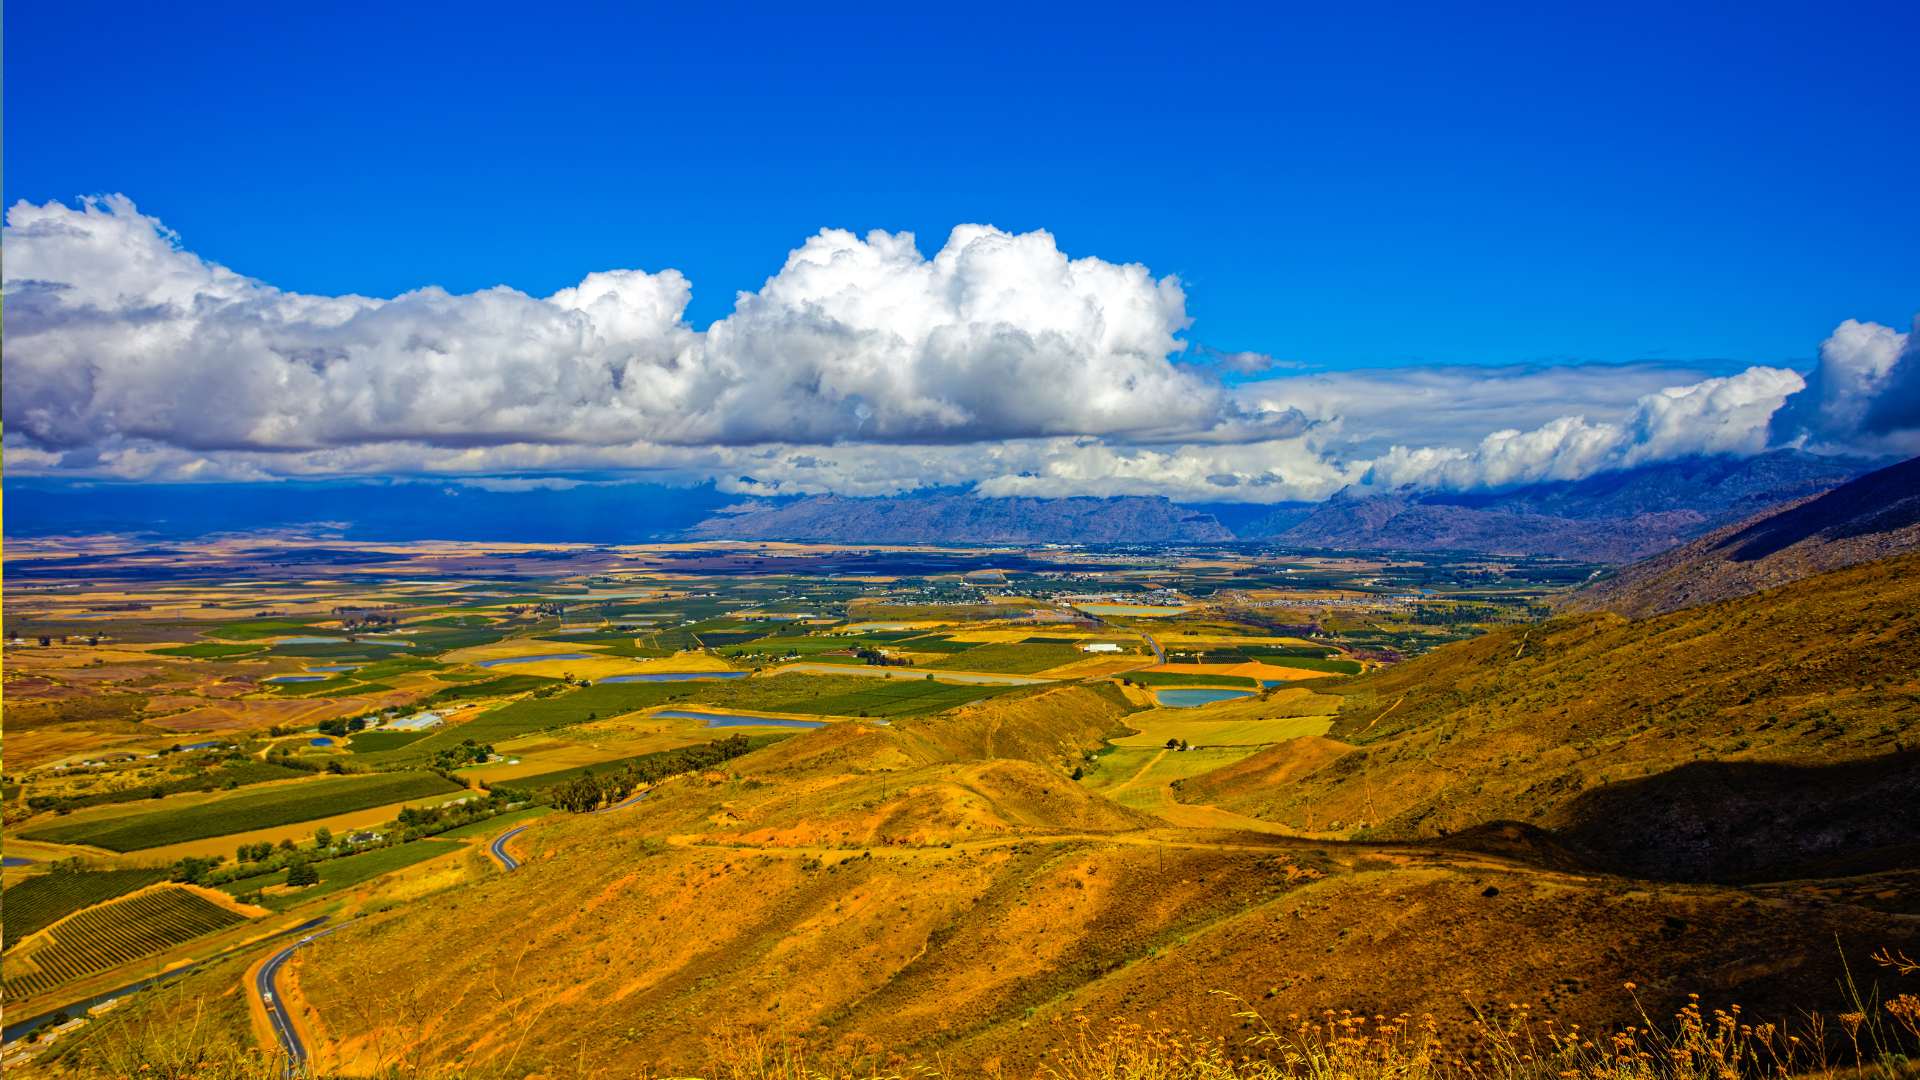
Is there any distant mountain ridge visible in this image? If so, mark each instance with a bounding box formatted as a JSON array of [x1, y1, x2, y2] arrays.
[[1215, 450, 1871, 561], [1266, 496, 1705, 562], [687, 452, 1873, 560], [686, 493, 1234, 544], [1565, 453, 1920, 617]]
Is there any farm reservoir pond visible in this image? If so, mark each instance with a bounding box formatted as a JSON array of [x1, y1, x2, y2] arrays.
[[1155, 688, 1255, 708]]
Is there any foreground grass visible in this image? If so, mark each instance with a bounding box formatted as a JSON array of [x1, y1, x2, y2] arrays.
[[27, 954, 1920, 1080]]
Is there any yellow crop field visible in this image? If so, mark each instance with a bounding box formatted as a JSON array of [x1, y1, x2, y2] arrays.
[[1080, 745, 1263, 810], [1032, 655, 1153, 679]]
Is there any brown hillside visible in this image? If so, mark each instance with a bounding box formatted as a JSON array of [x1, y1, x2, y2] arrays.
[[1173, 552, 1920, 880], [34, 653, 1920, 1079], [275, 799, 1918, 1079], [1171, 735, 1354, 821], [894, 681, 1140, 766]]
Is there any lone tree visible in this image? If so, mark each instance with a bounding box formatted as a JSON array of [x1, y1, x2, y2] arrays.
[[286, 861, 319, 888]]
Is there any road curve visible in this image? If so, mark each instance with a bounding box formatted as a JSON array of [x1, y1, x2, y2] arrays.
[[488, 824, 531, 871], [255, 921, 348, 1076]]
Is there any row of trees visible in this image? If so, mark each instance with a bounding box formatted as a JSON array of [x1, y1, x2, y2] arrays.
[[551, 735, 757, 813]]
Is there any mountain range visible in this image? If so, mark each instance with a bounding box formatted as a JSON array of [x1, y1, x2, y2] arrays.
[[689, 451, 1876, 561], [686, 492, 1235, 544]]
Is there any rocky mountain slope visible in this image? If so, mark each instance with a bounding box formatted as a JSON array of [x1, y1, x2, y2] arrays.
[[1271, 496, 1702, 561], [1565, 454, 1920, 616]]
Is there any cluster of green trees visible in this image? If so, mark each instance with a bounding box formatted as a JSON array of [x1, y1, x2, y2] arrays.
[[427, 738, 494, 772], [234, 840, 288, 863], [853, 646, 911, 667], [551, 735, 756, 813], [317, 715, 372, 736]]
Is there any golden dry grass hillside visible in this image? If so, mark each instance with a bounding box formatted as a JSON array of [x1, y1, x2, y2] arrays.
[[1174, 553, 1920, 881], [25, 614, 1912, 1080]]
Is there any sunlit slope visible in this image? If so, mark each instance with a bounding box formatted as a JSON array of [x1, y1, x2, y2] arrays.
[[31, 672, 1920, 1078], [287, 788, 1916, 1077], [1176, 552, 1920, 880]]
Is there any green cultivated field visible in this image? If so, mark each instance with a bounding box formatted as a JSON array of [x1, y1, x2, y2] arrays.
[[2, 868, 169, 941], [368, 672, 1020, 763], [1, 887, 250, 1000], [219, 839, 461, 910], [19, 772, 464, 851], [1079, 746, 1263, 810], [773, 678, 1012, 718], [209, 619, 331, 641], [889, 635, 975, 653], [395, 681, 689, 756], [416, 673, 560, 708], [150, 643, 264, 659], [349, 730, 435, 753], [946, 642, 1085, 673]]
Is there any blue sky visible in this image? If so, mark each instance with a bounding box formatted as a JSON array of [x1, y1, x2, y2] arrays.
[[5, 2, 1917, 505], [9, 1, 1915, 369]]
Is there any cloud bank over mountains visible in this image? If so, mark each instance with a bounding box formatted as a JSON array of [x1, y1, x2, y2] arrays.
[[4, 196, 1914, 501]]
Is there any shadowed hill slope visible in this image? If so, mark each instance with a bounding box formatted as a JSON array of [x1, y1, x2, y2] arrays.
[[1174, 551, 1920, 879], [1566, 454, 1920, 617]]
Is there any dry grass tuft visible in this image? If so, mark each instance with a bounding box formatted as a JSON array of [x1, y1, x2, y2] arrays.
[[23, 952, 1920, 1080]]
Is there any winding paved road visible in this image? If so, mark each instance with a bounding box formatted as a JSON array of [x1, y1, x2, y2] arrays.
[[256, 921, 348, 1076], [488, 824, 532, 871], [254, 802, 648, 1065]]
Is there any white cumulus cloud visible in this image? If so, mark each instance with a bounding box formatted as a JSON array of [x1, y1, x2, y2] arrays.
[[3, 196, 1226, 455], [1770, 316, 1920, 455], [1358, 366, 1807, 491], [4, 194, 1913, 502]]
